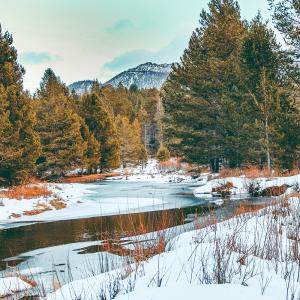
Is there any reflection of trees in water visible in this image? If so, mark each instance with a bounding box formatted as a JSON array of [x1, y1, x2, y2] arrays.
[[0, 208, 194, 269]]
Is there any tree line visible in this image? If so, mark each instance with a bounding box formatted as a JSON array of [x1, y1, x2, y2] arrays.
[[0, 26, 163, 185], [163, 0, 300, 172]]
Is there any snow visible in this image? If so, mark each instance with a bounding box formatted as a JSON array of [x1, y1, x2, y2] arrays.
[[2, 159, 300, 299], [0, 183, 169, 228], [47, 195, 300, 300], [106, 62, 171, 89], [0, 160, 193, 227], [111, 159, 193, 183], [194, 174, 300, 199], [0, 277, 32, 297], [116, 284, 274, 300]]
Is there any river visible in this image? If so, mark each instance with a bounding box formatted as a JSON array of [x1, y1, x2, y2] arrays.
[[0, 180, 273, 295]]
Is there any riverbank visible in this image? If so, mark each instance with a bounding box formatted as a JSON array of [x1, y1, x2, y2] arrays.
[[47, 193, 300, 300], [1, 160, 300, 227], [0, 160, 193, 227]]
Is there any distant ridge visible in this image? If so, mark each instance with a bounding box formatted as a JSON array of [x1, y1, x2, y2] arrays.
[[68, 62, 172, 94], [68, 80, 95, 94], [105, 62, 172, 89]]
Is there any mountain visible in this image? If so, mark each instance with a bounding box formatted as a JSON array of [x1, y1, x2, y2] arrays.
[[68, 62, 172, 94], [105, 62, 172, 89], [68, 80, 95, 94]]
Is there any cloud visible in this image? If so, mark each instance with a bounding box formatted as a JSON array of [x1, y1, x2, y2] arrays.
[[107, 19, 135, 33], [103, 49, 154, 71], [103, 35, 190, 72], [19, 52, 59, 65]]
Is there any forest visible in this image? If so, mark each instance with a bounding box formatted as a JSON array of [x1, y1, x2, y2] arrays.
[[0, 0, 300, 186]]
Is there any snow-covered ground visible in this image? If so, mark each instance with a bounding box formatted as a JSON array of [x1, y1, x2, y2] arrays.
[[2, 160, 300, 299], [47, 195, 300, 300], [194, 174, 300, 199], [110, 159, 193, 183], [0, 160, 194, 228], [0, 276, 32, 298], [0, 183, 171, 228]]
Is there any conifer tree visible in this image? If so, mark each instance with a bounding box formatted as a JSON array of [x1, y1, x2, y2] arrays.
[[36, 69, 85, 178], [0, 26, 40, 185], [80, 93, 121, 170], [115, 116, 147, 167], [85, 132, 101, 173], [241, 16, 300, 169], [162, 0, 246, 171], [101, 84, 133, 119], [269, 0, 300, 54], [156, 144, 170, 162]]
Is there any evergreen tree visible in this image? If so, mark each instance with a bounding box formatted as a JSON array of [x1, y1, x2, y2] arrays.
[[162, 0, 246, 171], [77, 119, 101, 174], [36, 69, 85, 178], [101, 84, 133, 119], [0, 26, 40, 185], [115, 116, 147, 166], [85, 132, 101, 173], [163, 1, 300, 170], [156, 144, 170, 162], [81, 93, 121, 170], [241, 16, 300, 169], [269, 0, 300, 54]]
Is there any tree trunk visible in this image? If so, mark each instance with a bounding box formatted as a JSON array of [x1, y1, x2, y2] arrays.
[[265, 117, 271, 171]]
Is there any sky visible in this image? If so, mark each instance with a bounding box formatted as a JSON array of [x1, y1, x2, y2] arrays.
[[0, 0, 272, 92]]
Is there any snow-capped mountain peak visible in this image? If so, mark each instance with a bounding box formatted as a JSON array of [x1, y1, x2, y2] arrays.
[[68, 62, 172, 94], [105, 62, 172, 89]]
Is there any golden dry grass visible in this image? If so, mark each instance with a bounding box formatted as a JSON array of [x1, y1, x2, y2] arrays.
[[61, 172, 120, 183], [0, 185, 52, 199], [50, 199, 67, 210], [219, 166, 300, 179], [234, 203, 267, 216]]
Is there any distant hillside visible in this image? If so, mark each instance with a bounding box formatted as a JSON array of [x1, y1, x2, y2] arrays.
[[68, 62, 172, 94], [68, 80, 95, 95], [105, 62, 172, 89]]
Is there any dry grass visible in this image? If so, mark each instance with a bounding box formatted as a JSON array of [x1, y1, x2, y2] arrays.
[[219, 166, 300, 179], [234, 203, 268, 216], [23, 206, 52, 216], [0, 185, 52, 200], [9, 213, 22, 219], [219, 166, 272, 178], [62, 172, 120, 183], [50, 199, 67, 210]]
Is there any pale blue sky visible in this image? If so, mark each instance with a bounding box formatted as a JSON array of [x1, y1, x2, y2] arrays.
[[0, 0, 272, 91]]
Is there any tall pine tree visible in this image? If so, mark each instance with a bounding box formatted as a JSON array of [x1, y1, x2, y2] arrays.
[[80, 93, 121, 171], [36, 69, 85, 178], [162, 0, 246, 171], [0, 25, 40, 185]]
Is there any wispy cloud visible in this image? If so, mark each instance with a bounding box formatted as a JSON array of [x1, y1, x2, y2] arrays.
[[107, 19, 135, 33], [103, 35, 189, 72], [19, 52, 59, 65]]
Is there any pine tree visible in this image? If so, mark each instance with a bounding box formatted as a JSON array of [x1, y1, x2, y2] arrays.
[[162, 0, 246, 171], [36, 69, 85, 178], [0, 25, 40, 185], [241, 15, 300, 169], [269, 0, 300, 54], [115, 116, 147, 167], [85, 132, 101, 173], [156, 144, 170, 162], [77, 119, 101, 174], [80, 93, 121, 170], [101, 84, 133, 119]]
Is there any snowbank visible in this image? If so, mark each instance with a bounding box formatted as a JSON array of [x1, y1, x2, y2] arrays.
[[194, 174, 300, 199], [47, 195, 300, 300], [110, 159, 193, 183], [0, 183, 169, 227], [0, 277, 32, 297]]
